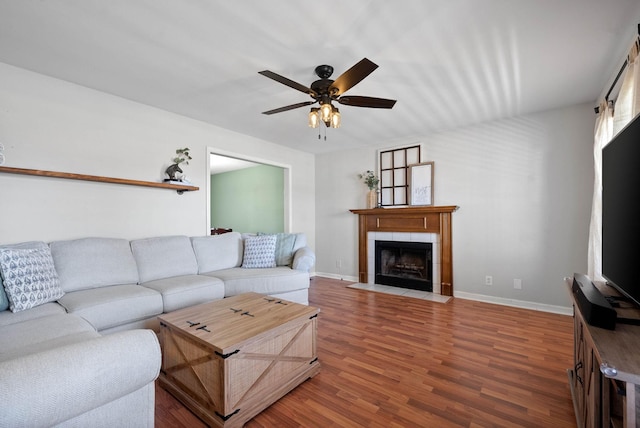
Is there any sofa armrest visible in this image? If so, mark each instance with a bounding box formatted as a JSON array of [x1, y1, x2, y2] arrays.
[[0, 329, 161, 428], [292, 246, 315, 272]]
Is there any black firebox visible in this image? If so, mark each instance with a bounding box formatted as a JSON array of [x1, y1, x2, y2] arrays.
[[374, 240, 432, 291]]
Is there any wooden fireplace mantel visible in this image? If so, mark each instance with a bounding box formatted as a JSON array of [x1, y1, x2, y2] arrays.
[[350, 206, 459, 296]]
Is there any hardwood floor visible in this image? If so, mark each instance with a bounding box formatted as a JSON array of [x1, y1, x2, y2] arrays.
[[155, 277, 576, 427]]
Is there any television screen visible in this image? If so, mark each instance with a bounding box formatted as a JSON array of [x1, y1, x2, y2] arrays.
[[602, 113, 640, 307]]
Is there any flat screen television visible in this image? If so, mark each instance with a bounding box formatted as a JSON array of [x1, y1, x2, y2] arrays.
[[602, 112, 640, 307]]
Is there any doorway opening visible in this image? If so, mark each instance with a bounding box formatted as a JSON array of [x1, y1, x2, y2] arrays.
[[206, 150, 292, 235]]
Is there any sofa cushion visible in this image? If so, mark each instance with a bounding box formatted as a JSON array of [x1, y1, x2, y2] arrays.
[[57, 284, 163, 331], [0, 246, 65, 312], [0, 241, 49, 311], [241, 235, 277, 269], [140, 274, 225, 312], [191, 232, 243, 273], [203, 267, 309, 297], [131, 236, 198, 283], [0, 302, 66, 327], [50, 237, 139, 292], [0, 313, 99, 362]]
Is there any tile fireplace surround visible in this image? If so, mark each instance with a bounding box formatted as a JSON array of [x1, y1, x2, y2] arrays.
[[350, 206, 458, 296]]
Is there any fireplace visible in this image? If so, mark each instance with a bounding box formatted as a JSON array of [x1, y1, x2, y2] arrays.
[[375, 240, 432, 291], [350, 206, 458, 296]]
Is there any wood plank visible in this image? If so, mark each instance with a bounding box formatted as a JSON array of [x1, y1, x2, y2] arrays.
[[156, 277, 576, 427], [0, 165, 199, 192], [159, 293, 319, 353], [440, 211, 453, 296], [350, 206, 459, 215]]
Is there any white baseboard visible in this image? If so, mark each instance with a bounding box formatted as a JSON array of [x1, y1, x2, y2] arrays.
[[313, 273, 572, 316], [454, 291, 573, 316], [313, 272, 359, 282]]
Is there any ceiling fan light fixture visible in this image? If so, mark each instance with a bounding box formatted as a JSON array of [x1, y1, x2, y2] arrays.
[[320, 102, 333, 123], [331, 108, 341, 128], [308, 108, 320, 128], [259, 58, 396, 133]]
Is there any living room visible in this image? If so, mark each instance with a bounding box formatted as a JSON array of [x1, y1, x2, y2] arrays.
[[1, 1, 640, 426], [2, 2, 639, 312]]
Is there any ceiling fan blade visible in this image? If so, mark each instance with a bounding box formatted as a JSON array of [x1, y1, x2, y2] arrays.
[[337, 96, 397, 109], [258, 70, 317, 96], [262, 101, 316, 115], [330, 58, 379, 96]]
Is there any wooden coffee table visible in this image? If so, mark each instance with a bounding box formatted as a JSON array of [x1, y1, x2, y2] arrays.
[[157, 292, 320, 427]]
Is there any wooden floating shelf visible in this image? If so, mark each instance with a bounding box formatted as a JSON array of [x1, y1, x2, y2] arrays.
[[0, 166, 199, 194]]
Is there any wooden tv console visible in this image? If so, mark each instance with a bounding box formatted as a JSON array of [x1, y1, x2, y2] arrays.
[[566, 277, 640, 427]]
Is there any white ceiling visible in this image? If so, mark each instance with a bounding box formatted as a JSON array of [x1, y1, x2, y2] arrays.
[[210, 154, 258, 175], [1, 1, 638, 154]]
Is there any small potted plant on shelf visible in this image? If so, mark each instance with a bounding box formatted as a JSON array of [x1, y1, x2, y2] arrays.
[[165, 147, 192, 182], [358, 170, 379, 209]]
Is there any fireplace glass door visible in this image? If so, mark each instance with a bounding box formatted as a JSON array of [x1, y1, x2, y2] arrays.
[[375, 240, 432, 291]]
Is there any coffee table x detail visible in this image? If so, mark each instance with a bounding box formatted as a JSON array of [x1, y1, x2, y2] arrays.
[[158, 292, 320, 427]]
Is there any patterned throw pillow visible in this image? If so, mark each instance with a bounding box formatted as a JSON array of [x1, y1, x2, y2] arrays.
[[0, 247, 65, 312], [241, 235, 277, 269]]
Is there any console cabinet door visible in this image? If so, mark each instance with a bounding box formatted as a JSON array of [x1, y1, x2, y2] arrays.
[[573, 305, 601, 428], [573, 309, 587, 425]]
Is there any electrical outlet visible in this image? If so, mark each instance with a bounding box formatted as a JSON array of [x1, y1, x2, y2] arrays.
[[514, 279, 522, 289], [485, 276, 493, 286]]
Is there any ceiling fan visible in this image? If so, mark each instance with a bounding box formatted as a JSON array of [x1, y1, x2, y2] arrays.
[[259, 58, 396, 128]]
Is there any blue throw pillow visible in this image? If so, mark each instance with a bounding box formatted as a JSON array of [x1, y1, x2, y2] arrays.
[[274, 233, 296, 266], [257, 233, 297, 266], [0, 278, 9, 311]]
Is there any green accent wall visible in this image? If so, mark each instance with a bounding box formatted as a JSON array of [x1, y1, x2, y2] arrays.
[[210, 164, 284, 233]]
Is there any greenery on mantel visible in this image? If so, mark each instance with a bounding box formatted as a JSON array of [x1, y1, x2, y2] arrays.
[[358, 170, 379, 190]]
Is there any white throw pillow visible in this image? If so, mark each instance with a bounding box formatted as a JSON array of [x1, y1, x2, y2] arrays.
[[0, 247, 65, 312], [241, 235, 277, 269]]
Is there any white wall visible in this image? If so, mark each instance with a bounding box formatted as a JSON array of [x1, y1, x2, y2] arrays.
[[0, 62, 315, 247], [315, 103, 594, 309], [0, 60, 595, 309]]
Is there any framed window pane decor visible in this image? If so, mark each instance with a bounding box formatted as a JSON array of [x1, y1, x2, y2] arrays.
[[409, 161, 434, 206], [378, 144, 421, 206]]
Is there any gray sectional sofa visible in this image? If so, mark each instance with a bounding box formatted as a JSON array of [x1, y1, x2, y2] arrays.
[[0, 232, 314, 427]]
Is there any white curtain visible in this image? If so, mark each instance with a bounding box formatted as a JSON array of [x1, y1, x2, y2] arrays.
[[587, 102, 612, 280], [589, 37, 640, 280], [613, 40, 640, 134]]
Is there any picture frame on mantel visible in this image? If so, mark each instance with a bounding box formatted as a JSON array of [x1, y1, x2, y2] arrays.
[[409, 161, 434, 206]]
